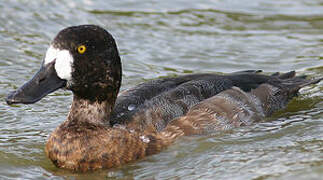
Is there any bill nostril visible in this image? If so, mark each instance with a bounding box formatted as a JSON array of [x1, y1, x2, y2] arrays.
[[36, 71, 47, 84], [38, 76, 46, 84]]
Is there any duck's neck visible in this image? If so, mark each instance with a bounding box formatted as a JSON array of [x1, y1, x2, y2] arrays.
[[67, 95, 114, 125]]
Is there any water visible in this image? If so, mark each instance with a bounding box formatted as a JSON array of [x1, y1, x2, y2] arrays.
[[0, 0, 323, 179]]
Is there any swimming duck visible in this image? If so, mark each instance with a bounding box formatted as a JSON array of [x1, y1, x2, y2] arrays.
[[6, 25, 322, 171]]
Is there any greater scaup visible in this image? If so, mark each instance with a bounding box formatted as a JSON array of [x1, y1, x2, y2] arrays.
[[5, 25, 322, 171]]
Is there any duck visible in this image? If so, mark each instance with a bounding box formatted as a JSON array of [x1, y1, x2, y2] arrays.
[[5, 25, 322, 172]]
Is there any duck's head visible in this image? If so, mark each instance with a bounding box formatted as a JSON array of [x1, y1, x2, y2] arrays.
[[6, 25, 121, 105]]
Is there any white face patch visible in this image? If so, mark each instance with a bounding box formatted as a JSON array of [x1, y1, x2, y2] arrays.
[[44, 45, 74, 80]]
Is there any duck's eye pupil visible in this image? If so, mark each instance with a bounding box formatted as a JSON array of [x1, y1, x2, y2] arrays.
[[78, 45, 86, 54]]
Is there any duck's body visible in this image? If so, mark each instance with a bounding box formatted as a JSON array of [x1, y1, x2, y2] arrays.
[[6, 25, 322, 171]]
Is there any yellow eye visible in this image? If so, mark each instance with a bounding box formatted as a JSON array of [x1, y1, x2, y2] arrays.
[[77, 45, 86, 54]]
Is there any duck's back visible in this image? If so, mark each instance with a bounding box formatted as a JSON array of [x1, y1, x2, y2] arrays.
[[112, 71, 265, 120], [111, 71, 306, 131], [111, 73, 215, 121]]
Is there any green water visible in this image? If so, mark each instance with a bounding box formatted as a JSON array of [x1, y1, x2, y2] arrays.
[[0, 0, 322, 179]]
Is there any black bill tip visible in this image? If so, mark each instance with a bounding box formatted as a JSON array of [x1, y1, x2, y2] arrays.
[[6, 89, 43, 105], [6, 90, 23, 105]]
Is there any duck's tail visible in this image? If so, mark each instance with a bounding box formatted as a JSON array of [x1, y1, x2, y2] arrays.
[[251, 71, 322, 116]]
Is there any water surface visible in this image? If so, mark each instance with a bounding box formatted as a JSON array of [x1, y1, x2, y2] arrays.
[[0, 0, 322, 179]]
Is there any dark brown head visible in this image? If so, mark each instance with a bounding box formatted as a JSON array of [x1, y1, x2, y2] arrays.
[[6, 25, 122, 104]]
